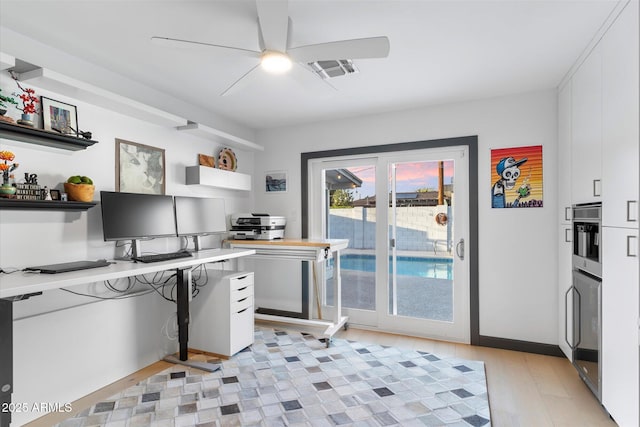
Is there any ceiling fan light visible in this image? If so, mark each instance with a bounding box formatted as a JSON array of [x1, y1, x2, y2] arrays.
[[261, 51, 292, 74]]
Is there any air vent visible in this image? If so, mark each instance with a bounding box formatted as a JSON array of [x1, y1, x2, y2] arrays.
[[308, 59, 359, 79]]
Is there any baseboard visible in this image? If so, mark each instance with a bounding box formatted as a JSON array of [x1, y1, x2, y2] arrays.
[[476, 335, 565, 357]]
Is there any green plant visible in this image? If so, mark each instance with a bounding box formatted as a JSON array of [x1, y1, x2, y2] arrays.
[[0, 88, 18, 109], [331, 189, 354, 207]]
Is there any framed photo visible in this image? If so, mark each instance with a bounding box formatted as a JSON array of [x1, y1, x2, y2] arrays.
[[265, 170, 287, 193], [41, 97, 78, 135], [115, 138, 166, 195], [49, 189, 61, 201]]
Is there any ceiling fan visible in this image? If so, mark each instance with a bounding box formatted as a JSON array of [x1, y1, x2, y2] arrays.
[[151, 0, 390, 96]]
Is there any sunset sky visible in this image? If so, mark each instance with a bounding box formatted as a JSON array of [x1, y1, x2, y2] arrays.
[[342, 161, 455, 199]]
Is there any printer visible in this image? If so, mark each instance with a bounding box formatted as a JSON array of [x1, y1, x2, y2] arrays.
[[231, 213, 286, 240]]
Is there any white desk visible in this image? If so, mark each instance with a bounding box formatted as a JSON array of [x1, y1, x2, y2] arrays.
[[227, 239, 349, 345], [0, 248, 254, 427]]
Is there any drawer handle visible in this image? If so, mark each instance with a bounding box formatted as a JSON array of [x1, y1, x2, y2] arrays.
[[236, 286, 248, 292], [593, 179, 601, 197], [565, 207, 571, 222], [565, 228, 571, 243], [236, 275, 248, 280], [237, 297, 248, 303], [237, 308, 249, 314], [627, 200, 638, 222], [627, 235, 637, 257]]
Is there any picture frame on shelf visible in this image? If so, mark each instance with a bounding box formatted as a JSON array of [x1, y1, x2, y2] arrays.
[[265, 170, 287, 193], [115, 138, 166, 195], [49, 189, 61, 200], [41, 96, 78, 136]]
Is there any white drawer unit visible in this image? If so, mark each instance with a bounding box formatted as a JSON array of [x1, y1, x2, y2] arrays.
[[189, 270, 255, 357]]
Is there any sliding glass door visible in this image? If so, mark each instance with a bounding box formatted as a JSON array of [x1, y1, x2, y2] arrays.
[[309, 146, 470, 342]]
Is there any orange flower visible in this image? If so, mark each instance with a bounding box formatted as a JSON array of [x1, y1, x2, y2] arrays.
[[0, 151, 15, 161], [0, 164, 9, 171]]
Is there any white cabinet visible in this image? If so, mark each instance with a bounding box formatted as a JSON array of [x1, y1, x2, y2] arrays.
[[602, 227, 638, 427], [558, 82, 573, 224], [571, 44, 602, 203], [601, 0, 639, 229], [599, 3, 640, 426], [189, 270, 255, 357], [557, 82, 574, 361], [185, 165, 252, 191]]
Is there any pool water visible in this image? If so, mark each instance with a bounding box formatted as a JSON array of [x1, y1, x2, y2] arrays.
[[340, 254, 453, 280]]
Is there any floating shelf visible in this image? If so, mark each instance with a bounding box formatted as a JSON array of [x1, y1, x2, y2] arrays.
[[17, 67, 188, 128], [0, 199, 97, 210], [0, 121, 98, 151], [177, 121, 263, 152], [185, 166, 251, 191]]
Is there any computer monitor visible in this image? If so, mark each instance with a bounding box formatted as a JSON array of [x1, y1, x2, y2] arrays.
[[100, 191, 177, 257], [174, 196, 227, 251]]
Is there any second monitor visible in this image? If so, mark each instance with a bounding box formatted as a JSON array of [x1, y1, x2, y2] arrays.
[[174, 196, 227, 251]]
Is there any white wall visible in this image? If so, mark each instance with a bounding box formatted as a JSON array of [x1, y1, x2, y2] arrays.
[[0, 71, 254, 425], [254, 89, 559, 345]]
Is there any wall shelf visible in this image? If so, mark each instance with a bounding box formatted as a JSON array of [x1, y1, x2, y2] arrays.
[[17, 67, 188, 128], [185, 166, 251, 191], [0, 199, 97, 210], [0, 121, 98, 151], [177, 121, 264, 152]]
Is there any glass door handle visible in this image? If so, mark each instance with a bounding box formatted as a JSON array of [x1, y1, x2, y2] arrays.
[[455, 238, 465, 260]]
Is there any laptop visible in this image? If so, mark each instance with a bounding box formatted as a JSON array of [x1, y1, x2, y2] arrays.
[[24, 259, 111, 274]]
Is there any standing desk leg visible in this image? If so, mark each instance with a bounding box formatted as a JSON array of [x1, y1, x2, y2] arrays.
[[163, 268, 221, 373], [176, 268, 189, 361], [1, 299, 13, 427]]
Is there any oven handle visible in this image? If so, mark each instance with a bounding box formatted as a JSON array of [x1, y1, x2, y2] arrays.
[[564, 286, 575, 349], [570, 275, 583, 350]]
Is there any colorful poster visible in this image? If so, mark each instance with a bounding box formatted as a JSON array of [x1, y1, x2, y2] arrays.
[[490, 145, 543, 208]]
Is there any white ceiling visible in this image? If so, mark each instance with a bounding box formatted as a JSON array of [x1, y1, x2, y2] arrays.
[[0, 0, 620, 131]]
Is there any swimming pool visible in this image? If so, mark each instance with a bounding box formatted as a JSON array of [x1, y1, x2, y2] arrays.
[[340, 254, 453, 280]]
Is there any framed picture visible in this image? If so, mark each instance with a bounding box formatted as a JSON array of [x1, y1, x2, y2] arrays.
[[490, 145, 543, 208], [49, 189, 61, 201], [41, 97, 78, 135], [115, 138, 165, 195], [265, 170, 287, 193]]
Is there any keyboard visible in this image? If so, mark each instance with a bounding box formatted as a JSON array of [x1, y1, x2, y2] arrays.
[[24, 259, 110, 274], [132, 250, 193, 263]]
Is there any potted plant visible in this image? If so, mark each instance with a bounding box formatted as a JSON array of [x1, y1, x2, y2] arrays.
[[0, 150, 18, 197], [0, 88, 18, 116], [11, 76, 38, 127]]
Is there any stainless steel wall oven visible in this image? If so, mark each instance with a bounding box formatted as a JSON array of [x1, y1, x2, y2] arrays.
[[569, 203, 602, 400]]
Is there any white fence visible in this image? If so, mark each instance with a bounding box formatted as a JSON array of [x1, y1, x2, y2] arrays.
[[329, 206, 452, 253]]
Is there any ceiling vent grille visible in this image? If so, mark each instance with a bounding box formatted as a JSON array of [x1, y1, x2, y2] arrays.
[[308, 59, 359, 79]]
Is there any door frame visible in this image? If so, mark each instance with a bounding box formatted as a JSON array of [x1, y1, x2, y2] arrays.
[[301, 136, 480, 344]]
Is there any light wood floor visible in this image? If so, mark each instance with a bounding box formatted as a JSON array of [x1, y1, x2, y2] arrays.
[[26, 323, 615, 427]]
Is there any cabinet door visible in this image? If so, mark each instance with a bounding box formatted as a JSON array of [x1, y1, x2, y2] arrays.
[[558, 82, 572, 224], [558, 225, 574, 360], [601, 0, 639, 228], [602, 227, 639, 427], [571, 44, 602, 203]]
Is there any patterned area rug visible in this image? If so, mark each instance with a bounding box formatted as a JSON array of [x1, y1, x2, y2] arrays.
[[55, 329, 491, 426]]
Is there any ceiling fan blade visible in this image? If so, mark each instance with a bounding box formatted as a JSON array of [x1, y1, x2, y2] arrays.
[[287, 36, 390, 63], [151, 36, 261, 58], [256, 0, 289, 52], [221, 64, 262, 96]]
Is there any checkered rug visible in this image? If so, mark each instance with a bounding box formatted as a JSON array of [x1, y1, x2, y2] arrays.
[[55, 329, 491, 426]]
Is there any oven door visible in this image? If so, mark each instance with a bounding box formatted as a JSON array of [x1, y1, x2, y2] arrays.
[[572, 268, 602, 400]]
